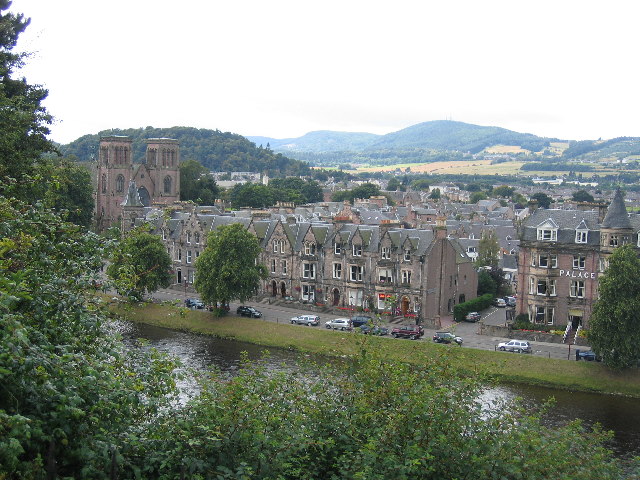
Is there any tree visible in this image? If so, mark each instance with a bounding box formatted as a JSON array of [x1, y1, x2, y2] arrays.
[[477, 269, 497, 296], [531, 192, 552, 209], [572, 189, 595, 203], [492, 185, 515, 198], [0, 2, 55, 198], [229, 182, 275, 208], [411, 179, 430, 191], [179, 159, 220, 205], [470, 191, 488, 203], [386, 177, 401, 191], [589, 245, 640, 369], [194, 223, 267, 308], [106, 226, 173, 301], [476, 229, 500, 268], [428, 187, 441, 200], [0, 196, 178, 478], [331, 182, 381, 203]]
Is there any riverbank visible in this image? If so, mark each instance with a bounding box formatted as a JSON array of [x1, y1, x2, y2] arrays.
[[110, 300, 640, 397]]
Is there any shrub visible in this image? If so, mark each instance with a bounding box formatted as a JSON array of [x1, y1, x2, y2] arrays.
[[453, 293, 494, 321]]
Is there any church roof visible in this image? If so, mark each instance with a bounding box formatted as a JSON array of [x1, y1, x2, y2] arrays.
[[120, 181, 143, 207]]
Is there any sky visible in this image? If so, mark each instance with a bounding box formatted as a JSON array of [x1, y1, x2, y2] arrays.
[[10, 0, 640, 145]]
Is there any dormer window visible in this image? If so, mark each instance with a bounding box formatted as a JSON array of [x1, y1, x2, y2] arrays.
[[575, 230, 588, 243], [334, 243, 342, 255], [537, 228, 557, 241], [304, 242, 316, 256], [381, 246, 391, 259], [404, 248, 411, 261], [353, 244, 362, 256]]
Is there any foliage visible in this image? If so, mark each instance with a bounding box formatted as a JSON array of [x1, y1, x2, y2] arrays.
[[411, 178, 430, 191], [453, 293, 494, 321], [116, 348, 621, 479], [492, 185, 515, 198], [476, 230, 500, 268], [106, 226, 173, 301], [179, 159, 220, 205], [269, 176, 324, 204], [0, 1, 56, 199], [428, 187, 441, 199], [0, 196, 179, 478], [531, 192, 552, 209], [572, 189, 595, 203], [477, 269, 497, 296], [228, 182, 275, 208], [331, 182, 381, 203], [194, 223, 267, 306], [470, 191, 488, 203], [589, 245, 640, 369], [59, 126, 311, 177], [513, 316, 564, 333]]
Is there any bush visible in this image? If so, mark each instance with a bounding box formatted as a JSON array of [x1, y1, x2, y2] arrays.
[[453, 293, 494, 321]]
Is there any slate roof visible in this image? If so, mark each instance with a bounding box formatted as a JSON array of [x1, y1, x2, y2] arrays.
[[601, 189, 632, 229]]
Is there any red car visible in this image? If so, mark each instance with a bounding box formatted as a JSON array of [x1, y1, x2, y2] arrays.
[[391, 324, 424, 340]]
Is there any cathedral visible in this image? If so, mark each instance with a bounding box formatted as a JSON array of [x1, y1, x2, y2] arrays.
[[94, 136, 180, 231]]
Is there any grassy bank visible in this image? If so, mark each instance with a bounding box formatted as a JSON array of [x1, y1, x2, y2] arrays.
[[111, 301, 640, 397]]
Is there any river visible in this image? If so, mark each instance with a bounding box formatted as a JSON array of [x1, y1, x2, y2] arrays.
[[115, 320, 640, 462]]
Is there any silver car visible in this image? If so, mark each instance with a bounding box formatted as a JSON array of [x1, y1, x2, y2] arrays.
[[325, 318, 352, 330], [497, 339, 532, 353], [290, 314, 320, 326]]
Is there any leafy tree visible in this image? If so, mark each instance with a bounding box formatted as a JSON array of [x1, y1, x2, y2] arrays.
[[470, 191, 488, 203], [106, 226, 173, 301], [589, 245, 640, 369], [0, 196, 178, 478], [194, 223, 267, 308], [270, 177, 324, 204], [331, 182, 381, 203], [466, 182, 483, 192], [492, 185, 515, 198], [411, 178, 430, 191], [229, 182, 275, 208], [0, 1, 56, 199], [531, 192, 552, 209], [572, 189, 595, 203], [512, 192, 528, 208], [476, 229, 500, 268], [477, 269, 497, 296], [386, 177, 403, 191], [429, 187, 441, 200]]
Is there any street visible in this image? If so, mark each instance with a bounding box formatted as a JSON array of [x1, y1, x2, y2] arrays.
[[152, 289, 584, 362]]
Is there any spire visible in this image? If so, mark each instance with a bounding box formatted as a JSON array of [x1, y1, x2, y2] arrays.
[[121, 181, 144, 207], [601, 189, 631, 229]]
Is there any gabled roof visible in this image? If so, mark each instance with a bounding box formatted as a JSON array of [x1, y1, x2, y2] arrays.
[[601, 189, 632, 229]]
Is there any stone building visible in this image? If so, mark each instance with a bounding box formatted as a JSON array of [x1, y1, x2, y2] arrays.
[[94, 136, 180, 232], [516, 189, 640, 338], [138, 204, 477, 326]]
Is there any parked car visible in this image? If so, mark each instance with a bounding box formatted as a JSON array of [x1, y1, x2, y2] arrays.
[[350, 315, 372, 328], [465, 312, 481, 322], [504, 296, 516, 307], [391, 324, 424, 340], [497, 339, 532, 353], [325, 318, 352, 331], [576, 349, 601, 362], [359, 324, 389, 336], [185, 298, 205, 309], [493, 298, 507, 307], [290, 314, 320, 326], [236, 306, 262, 318], [433, 331, 463, 345]]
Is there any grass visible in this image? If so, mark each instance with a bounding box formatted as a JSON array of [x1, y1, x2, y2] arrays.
[[110, 300, 640, 398]]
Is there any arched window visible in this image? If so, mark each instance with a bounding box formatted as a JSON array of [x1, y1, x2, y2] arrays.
[[116, 174, 125, 193], [164, 176, 172, 194], [101, 174, 107, 193]]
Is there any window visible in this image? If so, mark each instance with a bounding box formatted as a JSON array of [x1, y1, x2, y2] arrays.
[[302, 285, 315, 302], [116, 174, 125, 193], [404, 249, 411, 261], [353, 244, 362, 256], [188, 270, 195, 284], [570, 281, 586, 298], [271, 259, 276, 273], [101, 174, 107, 193], [549, 279, 556, 296], [304, 242, 316, 256], [332, 263, 342, 279], [535, 306, 555, 325], [537, 279, 548, 295], [402, 270, 412, 284], [350, 265, 363, 282], [378, 268, 393, 284], [334, 243, 342, 255], [575, 230, 588, 243], [273, 240, 279, 253], [302, 263, 316, 279], [573, 255, 586, 270], [186, 231, 191, 244], [195, 250, 200, 259], [530, 255, 536, 267], [528, 276, 535, 295], [599, 258, 608, 272], [162, 229, 167, 240], [281, 260, 287, 274], [539, 254, 558, 268], [609, 234, 619, 247], [163, 176, 172, 194], [195, 232, 200, 244], [186, 250, 192, 264], [381, 246, 391, 259], [537, 228, 557, 241], [176, 249, 182, 261]]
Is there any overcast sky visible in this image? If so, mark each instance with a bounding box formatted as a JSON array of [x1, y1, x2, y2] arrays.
[[11, 0, 640, 145]]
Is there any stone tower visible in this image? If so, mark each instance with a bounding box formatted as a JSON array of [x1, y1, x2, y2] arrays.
[[95, 136, 134, 232]]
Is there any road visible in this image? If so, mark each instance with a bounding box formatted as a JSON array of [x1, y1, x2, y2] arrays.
[[151, 289, 585, 362]]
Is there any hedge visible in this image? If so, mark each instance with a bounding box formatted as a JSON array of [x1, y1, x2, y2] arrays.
[[453, 293, 494, 321]]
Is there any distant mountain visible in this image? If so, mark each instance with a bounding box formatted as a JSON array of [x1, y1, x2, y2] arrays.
[[58, 126, 310, 177], [247, 130, 381, 153], [247, 120, 558, 155]]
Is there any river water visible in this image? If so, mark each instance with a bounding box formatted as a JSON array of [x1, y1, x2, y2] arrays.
[[116, 320, 640, 462]]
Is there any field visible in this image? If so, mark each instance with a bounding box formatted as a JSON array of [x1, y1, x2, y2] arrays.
[[354, 159, 527, 176]]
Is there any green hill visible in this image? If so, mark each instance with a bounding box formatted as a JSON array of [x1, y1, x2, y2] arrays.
[[58, 126, 310, 177], [248, 130, 380, 153]]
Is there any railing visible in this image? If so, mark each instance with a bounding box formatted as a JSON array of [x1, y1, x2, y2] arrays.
[[574, 325, 582, 344], [562, 323, 572, 343]]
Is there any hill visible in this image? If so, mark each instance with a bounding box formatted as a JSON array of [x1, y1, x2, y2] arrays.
[[58, 126, 311, 177], [248, 120, 557, 155]]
